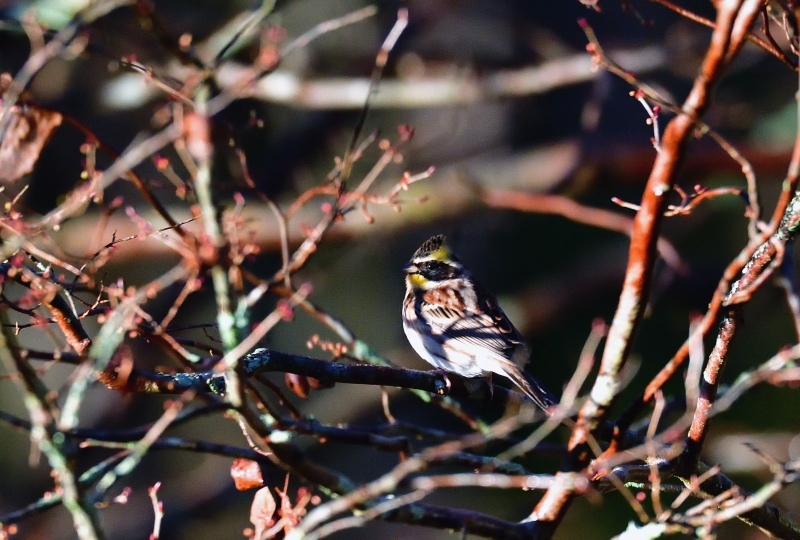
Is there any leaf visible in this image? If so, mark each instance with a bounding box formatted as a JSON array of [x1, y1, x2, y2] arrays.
[[284, 373, 310, 398], [250, 486, 277, 539], [0, 73, 63, 183], [231, 458, 264, 491]]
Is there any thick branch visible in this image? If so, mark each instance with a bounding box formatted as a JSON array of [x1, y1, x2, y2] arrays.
[[531, 0, 764, 525]]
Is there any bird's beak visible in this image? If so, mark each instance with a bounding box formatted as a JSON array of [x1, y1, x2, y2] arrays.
[[402, 262, 418, 274]]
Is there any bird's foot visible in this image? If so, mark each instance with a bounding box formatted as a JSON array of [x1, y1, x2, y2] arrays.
[[432, 369, 452, 395]]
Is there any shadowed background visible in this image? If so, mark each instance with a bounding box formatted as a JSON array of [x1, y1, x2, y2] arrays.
[[0, 0, 798, 538]]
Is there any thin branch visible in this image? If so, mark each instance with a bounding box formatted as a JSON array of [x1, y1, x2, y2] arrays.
[[531, 1, 764, 523]]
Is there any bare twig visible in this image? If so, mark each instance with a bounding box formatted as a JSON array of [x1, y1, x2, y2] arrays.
[[531, 1, 764, 523]]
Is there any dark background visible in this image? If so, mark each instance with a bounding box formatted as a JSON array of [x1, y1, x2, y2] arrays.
[[0, 0, 798, 538]]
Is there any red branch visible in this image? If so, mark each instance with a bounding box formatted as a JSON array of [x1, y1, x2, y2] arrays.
[[529, 0, 765, 525]]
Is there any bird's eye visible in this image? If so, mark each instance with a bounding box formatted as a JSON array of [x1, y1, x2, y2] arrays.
[[419, 261, 454, 280]]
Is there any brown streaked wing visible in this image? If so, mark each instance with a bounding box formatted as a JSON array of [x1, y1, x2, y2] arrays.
[[419, 284, 522, 360], [423, 287, 466, 313], [474, 279, 524, 342]]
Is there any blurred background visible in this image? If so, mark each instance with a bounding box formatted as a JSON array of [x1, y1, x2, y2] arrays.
[[1, 0, 800, 538]]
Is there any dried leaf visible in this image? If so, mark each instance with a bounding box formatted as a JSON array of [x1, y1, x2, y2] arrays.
[[0, 73, 62, 183], [250, 486, 277, 539], [284, 373, 310, 398], [231, 458, 264, 491], [306, 377, 326, 390]]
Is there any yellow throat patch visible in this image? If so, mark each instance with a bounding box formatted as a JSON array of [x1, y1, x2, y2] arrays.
[[408, 273, 429, 288]]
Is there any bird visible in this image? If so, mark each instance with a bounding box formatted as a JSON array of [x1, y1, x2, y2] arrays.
[[401, 234, 554, 410]]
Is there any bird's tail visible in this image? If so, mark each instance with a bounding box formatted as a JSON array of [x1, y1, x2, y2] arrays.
[[503, 365, 557, 411]]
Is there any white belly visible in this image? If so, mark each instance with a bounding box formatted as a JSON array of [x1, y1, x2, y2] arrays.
[[403, 320, 486, 378]]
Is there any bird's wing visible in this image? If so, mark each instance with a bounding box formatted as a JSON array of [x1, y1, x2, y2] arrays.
[[414, 283, 553, 410], [420, 284, 525, 362], [502, 363, 555, 410]]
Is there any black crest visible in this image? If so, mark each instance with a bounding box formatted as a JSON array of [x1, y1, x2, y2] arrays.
[[413, 235, 447, 260]]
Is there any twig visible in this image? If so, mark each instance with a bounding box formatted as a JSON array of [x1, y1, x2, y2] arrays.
[[89, 396, 187, 501], [482, 189, 687, 274], [583, 15, 761, 237], [214, 45, 668, 109], [648, 0, 797, 69], [0, 0, 132, 140], [0, 312, 101, 538], [58, 263, 190, 431], [149, 483, 163, 540], [531, 1, 764, 523]]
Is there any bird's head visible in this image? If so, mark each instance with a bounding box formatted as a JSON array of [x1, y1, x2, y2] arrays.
[[403, 235, 464, 290]]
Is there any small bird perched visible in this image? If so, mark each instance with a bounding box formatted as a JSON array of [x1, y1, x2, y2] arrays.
[[402, 235, 554, 410]]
